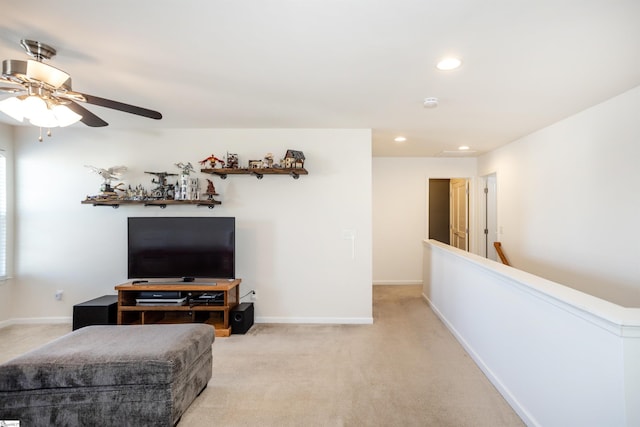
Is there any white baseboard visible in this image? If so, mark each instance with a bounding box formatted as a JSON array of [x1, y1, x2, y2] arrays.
[[255, 316, 373, 325], [1, 316, 375, 328], [373, 280, 422, 286], [0, 317, 72, 328]]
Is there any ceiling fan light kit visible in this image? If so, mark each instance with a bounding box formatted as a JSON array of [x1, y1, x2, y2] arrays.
[[0, 39, 162, 139], [0, 93, 82, 128], [0, 97, 24, 122]]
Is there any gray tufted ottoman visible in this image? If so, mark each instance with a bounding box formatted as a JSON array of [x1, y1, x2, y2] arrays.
[[0, 324, 214, 426]]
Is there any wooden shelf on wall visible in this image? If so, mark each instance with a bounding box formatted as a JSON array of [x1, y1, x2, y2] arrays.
[[81, 199, 221, 209], [201, 167, 308, 180]]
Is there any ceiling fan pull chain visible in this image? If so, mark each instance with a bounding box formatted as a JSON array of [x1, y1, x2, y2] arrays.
[[36, 127, 51, 142]]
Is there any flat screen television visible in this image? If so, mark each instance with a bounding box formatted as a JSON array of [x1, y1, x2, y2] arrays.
[[127, 217, 235, 281]]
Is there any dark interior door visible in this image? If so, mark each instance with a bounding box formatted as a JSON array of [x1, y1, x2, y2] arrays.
[[429, 179, 450, 244]]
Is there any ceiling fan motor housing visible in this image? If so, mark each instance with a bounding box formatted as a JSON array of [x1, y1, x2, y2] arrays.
[[20, 39, 57, 61], [2, 59, 72, 90]]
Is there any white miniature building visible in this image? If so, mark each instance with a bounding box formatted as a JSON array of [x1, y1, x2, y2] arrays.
[[176, 175, 199, 200]]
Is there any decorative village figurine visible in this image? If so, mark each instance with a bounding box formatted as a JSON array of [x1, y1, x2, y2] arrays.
[[145, 171, 177, 199], [226, 152, 239, 169], [125, 184, 147, 200], [85, 165, 127, 194], [174, 162, 199, 201], [199, 154, 225, 169], [248, 159, 263, 169], [283, 150, 305, 168], [263, 153, 274, 168]]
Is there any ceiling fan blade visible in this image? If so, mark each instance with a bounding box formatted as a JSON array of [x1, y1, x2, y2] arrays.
[[66, 101, 108, 127], [0, 75, 25, 93], [77, 92, 162, 120], [0, 87, 25, 93]]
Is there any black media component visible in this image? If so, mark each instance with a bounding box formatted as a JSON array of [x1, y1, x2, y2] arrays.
[[73, 295, 118, 330], [231, 302, 254, 334], [127, 217, 235, 280], [192, 292, 224, 305], [137, 291, 182, 299]]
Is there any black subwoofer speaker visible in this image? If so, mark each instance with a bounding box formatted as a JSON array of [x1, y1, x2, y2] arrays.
[[73, 295, 118, 330], [231, 302, 254, 334]]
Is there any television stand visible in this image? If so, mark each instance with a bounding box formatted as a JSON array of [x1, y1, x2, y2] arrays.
[[115, 279, 241, 337]]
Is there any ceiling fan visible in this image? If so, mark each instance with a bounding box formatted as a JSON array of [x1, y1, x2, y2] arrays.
[[0, 39, 162, 134]]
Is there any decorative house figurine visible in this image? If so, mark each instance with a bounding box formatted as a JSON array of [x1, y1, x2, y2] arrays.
[[199, 154, 225, 169], [175, 174, 199, 200], [263, 153, 274, 168], [283, 150, 305, 168], [174, 161, 199, 200], [248, 160, 263, 169], [226, 152, 239, 169], [126, 184, 148, 200]]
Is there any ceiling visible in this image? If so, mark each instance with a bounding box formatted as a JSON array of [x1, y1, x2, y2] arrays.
[[2, 0, 640, 157]]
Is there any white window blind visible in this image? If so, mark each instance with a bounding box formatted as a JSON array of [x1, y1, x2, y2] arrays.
[[0, 154, 6, 279]]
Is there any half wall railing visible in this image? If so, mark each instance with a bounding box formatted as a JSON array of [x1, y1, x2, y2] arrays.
[[422, 239, 640, 427]]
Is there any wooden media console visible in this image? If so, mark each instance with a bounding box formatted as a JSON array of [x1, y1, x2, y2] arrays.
[[115, 279, 241, 337]]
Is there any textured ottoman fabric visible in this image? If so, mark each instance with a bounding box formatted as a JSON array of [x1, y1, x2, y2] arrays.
[[0, 324, 214, 426]]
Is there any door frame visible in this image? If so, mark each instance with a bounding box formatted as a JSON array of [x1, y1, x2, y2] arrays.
[[477, 172, 498, 260], [426, 176, 477, 254]]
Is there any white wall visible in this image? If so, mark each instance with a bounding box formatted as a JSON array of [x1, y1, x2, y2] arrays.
[[372, 157, 476, 285], [11, 128, 373, 324], [478, 85, 640, 307], [0, 123, 15, 324]]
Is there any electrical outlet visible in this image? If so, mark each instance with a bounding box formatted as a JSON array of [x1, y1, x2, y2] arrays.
[[251, 290, 257, 301], [55, 290, 64, 301]]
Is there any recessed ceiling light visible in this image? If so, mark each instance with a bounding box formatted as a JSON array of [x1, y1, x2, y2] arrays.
[[436, 57, 462, 71], [458, 145, 470, 150], [394, 136, 407, 143]]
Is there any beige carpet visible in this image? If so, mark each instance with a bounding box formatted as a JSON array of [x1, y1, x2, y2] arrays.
[[0, 286, 523, 426]]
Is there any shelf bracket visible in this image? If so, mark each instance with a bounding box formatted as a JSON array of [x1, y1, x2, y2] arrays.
[[144, 203, 167, 208], [88, 203, 120, 208], [251, 172, 264, 180], [290, 171, 300, 179]]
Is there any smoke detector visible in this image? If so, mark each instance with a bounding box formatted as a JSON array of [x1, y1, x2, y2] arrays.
[[423, 97, 439, 108]]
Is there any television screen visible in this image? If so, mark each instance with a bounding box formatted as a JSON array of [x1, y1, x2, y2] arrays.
[[127, 217, 235, 280]]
